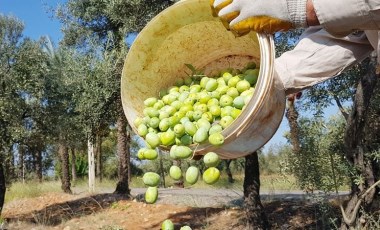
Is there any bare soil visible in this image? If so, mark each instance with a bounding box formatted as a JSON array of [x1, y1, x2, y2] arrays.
[[1, 188, 341, 230]]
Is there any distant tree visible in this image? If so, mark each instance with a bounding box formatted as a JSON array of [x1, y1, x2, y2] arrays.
[[224, 160, 234, 183], [40, 37, 92, 193], [275, 29, 380, 226], [0, 163, 4, 216], [0, 16, 25, 204], [284, 115, 350, 192], [259, 144, 290, 175], [0, 14, 51, 210], [56, 0, 173, 195], [340, 55, 379, 229], [299, 52, 379, 228]]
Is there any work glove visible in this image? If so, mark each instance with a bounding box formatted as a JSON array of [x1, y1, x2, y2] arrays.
[[211, 0, 308, 36]]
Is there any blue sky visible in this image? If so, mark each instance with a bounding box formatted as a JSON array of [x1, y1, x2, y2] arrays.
[[1, 0, 64, 43]]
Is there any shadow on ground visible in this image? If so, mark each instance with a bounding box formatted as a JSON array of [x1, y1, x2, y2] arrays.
[[3, 191, 344, 229], [5, 193, 129, 226], [149, 207, 226, 230]]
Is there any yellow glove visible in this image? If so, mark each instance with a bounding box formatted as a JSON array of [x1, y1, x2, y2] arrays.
[[211, 0, 307, 36]]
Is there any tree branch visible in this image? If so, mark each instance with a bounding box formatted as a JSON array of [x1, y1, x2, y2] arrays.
[[333, 94, 349, 121], [341, 179, 380, 226], [285, 97, 301, 153], [344, 54, 378, 162]]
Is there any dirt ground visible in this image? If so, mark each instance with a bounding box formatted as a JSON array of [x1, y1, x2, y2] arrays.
[[1, 188, 341, 230]]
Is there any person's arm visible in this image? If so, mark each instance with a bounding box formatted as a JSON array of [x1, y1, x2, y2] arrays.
[[275, 27, 373, 95], [212, 0, 380, 36], [311, 0, 380, 37], [306, 0, 319, 26]]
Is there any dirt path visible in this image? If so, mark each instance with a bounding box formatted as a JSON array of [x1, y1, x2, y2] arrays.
[[129, 188, 348, 208], [1, 188, 348, 230]]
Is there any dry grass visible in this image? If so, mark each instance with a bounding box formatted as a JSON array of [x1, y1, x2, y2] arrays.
[[4, 180, 62, 202], [4, 174, 299, 203]]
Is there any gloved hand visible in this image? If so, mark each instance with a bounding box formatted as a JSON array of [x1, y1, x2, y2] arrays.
[[211, 0, 308, 36]]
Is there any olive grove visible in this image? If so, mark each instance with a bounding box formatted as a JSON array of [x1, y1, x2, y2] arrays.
[[0, 1, 379, 229]]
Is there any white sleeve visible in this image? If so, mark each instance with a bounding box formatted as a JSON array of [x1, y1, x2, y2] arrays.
[[312, 0, 380, 37], [275, 26, 373, 95]]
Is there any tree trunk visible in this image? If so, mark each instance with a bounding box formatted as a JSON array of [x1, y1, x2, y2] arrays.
[[172, 159, 183, 188], [0, 161, 5, 216], [71, 148, 77, 186], [3, 147, 13, 183], [341, 54, 378, 229], [59, 138, 72, 194], [88, 139, 95, 193], [5, 150, 14, 182], [225, 160, 234, 183], [36, 150, 42, 183], [126, 126, 131, 183], [285, 95, 301, 153], [95, 134, 103, 182], [18, 144, 25, 184], [157, 151, 166, 187], [114, 110, 131, 196], [244, 152, 269, 230], [32, 149, 37, 175]]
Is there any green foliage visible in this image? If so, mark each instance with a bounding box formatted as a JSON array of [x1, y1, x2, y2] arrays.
[[369, 149, 380, 162], [0, 1, 184, 193], [56, 0, 173, 48], [139, 150, 172, 174], [297, 53, 379, 179], [259, 145, 290, 175], [40, 39, 87, 145], [312, 195, 341, 229], [51, 2, 176, 171], [360, 209, 380, 229], [74, 44, 125, 138], [0, 14, 27, 150], [222, 158, 245, 173], [55, 151, 87, 179], [363, 83, 380, 158], [302, 60, 369, 115], [283, 115, 350, 192], [52, 1, 179, 195], [102, 156, 144, 179], [103, 156, 118, 179], [74, 153, 89, 177], [55, 0, 176, 139], [0, 15, 57, 184]]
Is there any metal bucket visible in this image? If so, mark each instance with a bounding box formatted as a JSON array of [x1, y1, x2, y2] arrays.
[[121, 0, 285, 159]]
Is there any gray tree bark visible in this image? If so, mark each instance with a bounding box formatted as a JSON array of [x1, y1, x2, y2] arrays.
[[114, 106, 131, 196], [341, 54, 378, 229], [0, 160, 5, 216], [88, 139, 95, 193], [59, 137, 72, 194], [244, 152, 269, 230]]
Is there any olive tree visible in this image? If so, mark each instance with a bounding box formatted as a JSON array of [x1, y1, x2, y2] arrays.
[[276, 29, 379, 227], [55, 0, 174, 195], [0, 16, 25, 211]]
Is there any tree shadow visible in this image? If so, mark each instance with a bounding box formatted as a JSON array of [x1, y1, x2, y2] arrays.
[[144, 200, 327, 230], [148, 207, 226, 230], [265, 200, 340, 229], [4, 193, 129, 226], [213, 198, 339, 229], [4, 192, 342, 229]]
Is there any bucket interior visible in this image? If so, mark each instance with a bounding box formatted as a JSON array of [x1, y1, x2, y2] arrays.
[[121, 0, 280, 157]]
